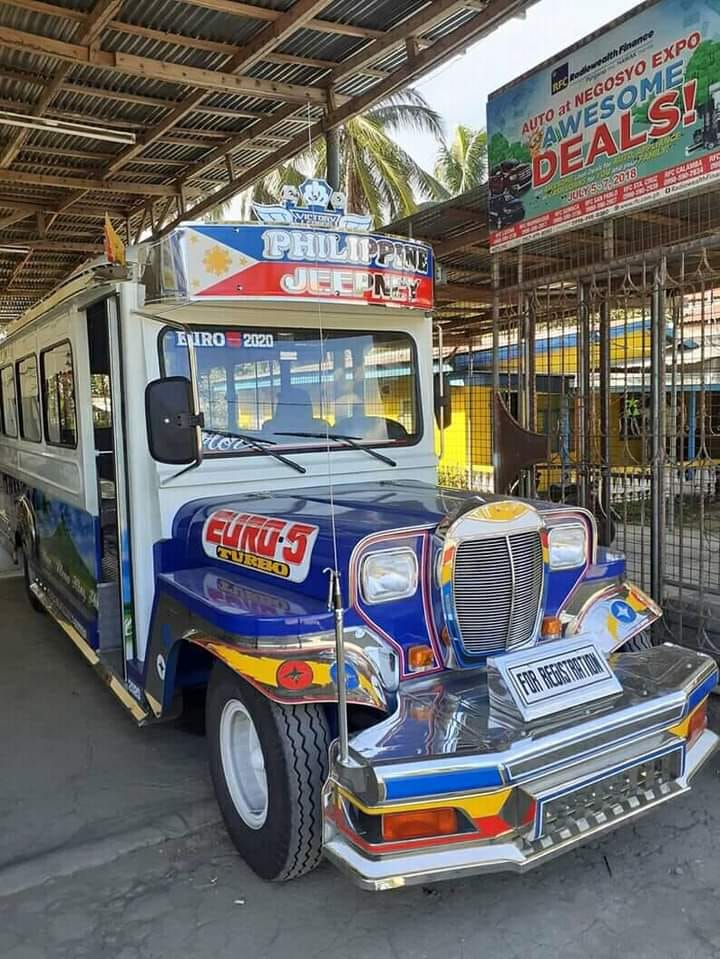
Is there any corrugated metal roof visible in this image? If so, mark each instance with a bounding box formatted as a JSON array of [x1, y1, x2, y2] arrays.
[[0, 0, 539, 322]]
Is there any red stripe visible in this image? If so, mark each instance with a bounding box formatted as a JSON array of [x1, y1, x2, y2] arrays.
[[194, 261, 433, 309]]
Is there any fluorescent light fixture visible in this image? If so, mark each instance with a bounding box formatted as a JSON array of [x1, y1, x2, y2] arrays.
[[0, 245, 30, 254], [0, 111, 136, 145]]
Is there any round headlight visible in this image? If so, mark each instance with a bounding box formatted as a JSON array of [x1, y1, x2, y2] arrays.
[[548, 523, 587, 569], [360, 548, 419, 604]]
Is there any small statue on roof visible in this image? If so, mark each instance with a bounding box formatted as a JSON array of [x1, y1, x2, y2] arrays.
[[252, 178, 372, 232]]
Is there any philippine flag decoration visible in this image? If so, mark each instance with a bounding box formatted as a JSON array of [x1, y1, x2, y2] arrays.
[[183, 227, 258, 296]]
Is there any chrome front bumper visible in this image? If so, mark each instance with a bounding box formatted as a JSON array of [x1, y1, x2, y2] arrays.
[[322, 645, 718, 891], [324, 729, 717, 891]]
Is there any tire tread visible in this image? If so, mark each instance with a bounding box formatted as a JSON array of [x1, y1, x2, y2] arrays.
[[276, 702, 330, 880]]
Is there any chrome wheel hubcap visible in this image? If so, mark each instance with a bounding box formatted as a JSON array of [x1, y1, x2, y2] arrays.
[[219, 699, 268, 829]]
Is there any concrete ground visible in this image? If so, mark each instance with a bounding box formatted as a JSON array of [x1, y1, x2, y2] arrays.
[[3, 575, 720, 958], [0, 577, 216, 876]]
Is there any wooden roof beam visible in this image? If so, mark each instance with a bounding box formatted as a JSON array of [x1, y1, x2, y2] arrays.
[[434, 226, 489, 257], [95, 2, 331, 178], [436, 283, 494, 303], [164, 0, 532, 231], [0, 238, 104, 253], [0, 170, 174, 196], [0, 0, 124, 169], [0, 27, 330, 105], [328, 0, 471, 83], [0, 197, 129, 218], [1, 0, 385, 40], [169, 102, 301, 188], [175, 0, 384, 38], [225, 1, 332, 75]]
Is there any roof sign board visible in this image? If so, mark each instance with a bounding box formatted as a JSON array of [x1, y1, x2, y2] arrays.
[[142, 180, 433, 310], [487, 0, 720, 250]]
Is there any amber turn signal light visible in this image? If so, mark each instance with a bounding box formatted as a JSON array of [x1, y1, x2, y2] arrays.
[[382, 807, 458, 842], [408, 645, 435, 669], [688, 700, 708, 747], [541, 616, 563, 640]]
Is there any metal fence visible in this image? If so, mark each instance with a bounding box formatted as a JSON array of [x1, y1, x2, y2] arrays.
[[436, 227, 720, 657]]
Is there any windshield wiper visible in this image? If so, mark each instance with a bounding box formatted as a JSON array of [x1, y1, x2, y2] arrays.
[[202, 428, 306, 474], [275, 431, 397, 467]]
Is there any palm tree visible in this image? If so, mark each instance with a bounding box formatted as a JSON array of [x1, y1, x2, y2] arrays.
[[434, 124, 488, 195], [208, 88, 449, 224]]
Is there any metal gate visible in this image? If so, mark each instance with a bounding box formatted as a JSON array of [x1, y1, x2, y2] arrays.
[[436, 217, 720, 657]]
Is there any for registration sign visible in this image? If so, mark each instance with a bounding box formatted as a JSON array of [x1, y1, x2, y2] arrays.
[[488, 637, 623, 722]]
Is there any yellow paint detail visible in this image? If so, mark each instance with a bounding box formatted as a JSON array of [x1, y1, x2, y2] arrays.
[[337, 785, 513, 819], [626, 589, 648, 614], [207, 643, 298, 686], [476, 501, 532, 522], [145, 690, 163, 718], [205, 643, 377, 701], [203, 245, 232, 276], [606, 613, 618, 642], [668, 700, 706, 739], [109, 677, 148, 723]]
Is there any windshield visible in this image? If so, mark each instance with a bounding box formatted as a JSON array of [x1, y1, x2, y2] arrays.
[[160, 325, 420, 455]]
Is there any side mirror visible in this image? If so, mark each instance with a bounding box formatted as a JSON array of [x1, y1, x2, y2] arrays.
[[433, 373, 452, 430], [145, 376, 202, 465]]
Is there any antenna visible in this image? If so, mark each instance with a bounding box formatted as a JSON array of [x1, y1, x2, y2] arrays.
[[306, 103, 350, 766]]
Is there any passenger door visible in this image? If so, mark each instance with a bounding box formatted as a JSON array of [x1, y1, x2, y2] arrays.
[[86, 299, 135, 674]]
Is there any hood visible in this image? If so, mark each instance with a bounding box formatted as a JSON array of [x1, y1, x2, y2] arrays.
[[167, 480, 570, 601]]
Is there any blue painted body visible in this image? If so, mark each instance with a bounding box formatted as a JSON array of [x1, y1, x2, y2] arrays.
[[151, 480, 623, 681]]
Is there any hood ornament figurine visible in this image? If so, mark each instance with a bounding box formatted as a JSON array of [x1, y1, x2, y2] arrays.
[[251, 177, 373, 232]]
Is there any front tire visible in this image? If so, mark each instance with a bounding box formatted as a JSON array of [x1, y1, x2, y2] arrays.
[[206, 662, 330, 882]]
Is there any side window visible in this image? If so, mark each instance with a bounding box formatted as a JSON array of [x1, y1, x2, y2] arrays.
[[0, 365, 17, 438], [91, 374, 112, 429], [17, 355, 41, 443], [41, 342, 77, 448]]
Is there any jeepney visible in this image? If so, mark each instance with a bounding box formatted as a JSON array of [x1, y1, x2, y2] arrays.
[[0, 178, 716, 891]]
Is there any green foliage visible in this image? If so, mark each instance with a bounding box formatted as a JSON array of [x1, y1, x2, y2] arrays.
[[210, 88, 450, 224], [434, 125, 487, 194], [633, 100, 650, 126], [686, 40, 720, 108], [488, 132, 511, 168], [488, 131, 530, 169], [633, 40, 720, 127]]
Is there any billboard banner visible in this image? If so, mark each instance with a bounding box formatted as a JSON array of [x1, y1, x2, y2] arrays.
[[487, 0, 720, 250]]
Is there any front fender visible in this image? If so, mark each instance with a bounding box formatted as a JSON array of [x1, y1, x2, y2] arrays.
[[188, 629, 394, 711], [143, 586, 397, 719], [565, 580, 661, 653]]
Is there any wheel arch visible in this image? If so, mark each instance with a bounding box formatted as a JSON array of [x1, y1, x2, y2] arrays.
[[144, 593, 392, 720], [15, 493, 38, 559]]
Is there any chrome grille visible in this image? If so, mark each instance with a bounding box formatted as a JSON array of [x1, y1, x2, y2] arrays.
[[453, 530, 544, 656], [523, 750, 682, 857]]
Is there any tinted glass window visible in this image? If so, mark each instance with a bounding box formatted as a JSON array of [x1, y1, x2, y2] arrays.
[[160, 326, 420, 456], [0, 365, 17, 438], [17, 355, 41, 442], [42, 342, 77, 447]]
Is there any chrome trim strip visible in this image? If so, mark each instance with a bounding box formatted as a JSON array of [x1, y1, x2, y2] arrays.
[[506, 535, 515, 649], [323, 728, 718, 891]]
